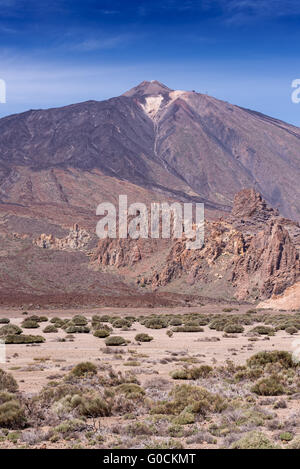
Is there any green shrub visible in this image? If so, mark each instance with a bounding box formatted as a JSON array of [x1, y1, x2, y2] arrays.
[[0, 324, 22, 336], [250, 326, 275, 336], [286, 326, 298, 335], [21, 319, 39, 329], [26, 315, 47, 323], [112, 319, 131, 329], [0, 399, 26, 429], [93, 329, 110, 338], [0, 318, 9, 324], [5, 334, 45, 344], [99, 315, 111, 323], [72, 315, 88, 326], [135, 333, 153, 342], [143, 318, 168, 329], [230, 431, 277, 449], [171, 365, 212, 380], [197, 317, 210, 326], [251, 376, 285, 396], [172, 326, 204, 333], [43, 325, 58, 333], [71, 362, 97, 377], [116, 383, 145, 397], [224, 323, 244, 334], [54, 418, 86, 434], [171, 369, 189, 380], [247, 351, 295, 369], [169, 318, 183, 326], [209, 318, 228, 331], [77, 395, 111, 417], [173, 411, 195, 425], [0, 369, 18, 393], [38, 382, 81, 404], [50, 317, 65, 327], [280, 432, 293, 442], [65, 326, 90, 334], [105, 336, 126, 346], [152, 384, 226, 417]]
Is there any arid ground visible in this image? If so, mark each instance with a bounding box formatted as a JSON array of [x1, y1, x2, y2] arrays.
[[0, 305, 299, 449]]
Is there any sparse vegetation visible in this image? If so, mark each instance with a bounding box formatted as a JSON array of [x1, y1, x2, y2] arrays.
[[0, 310, 299, 449]]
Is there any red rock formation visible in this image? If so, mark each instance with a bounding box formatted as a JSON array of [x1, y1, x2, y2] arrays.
[[92, 189, 300, 301]]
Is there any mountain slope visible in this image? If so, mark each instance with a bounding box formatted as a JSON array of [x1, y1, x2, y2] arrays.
[[0, 80, 300, 219]]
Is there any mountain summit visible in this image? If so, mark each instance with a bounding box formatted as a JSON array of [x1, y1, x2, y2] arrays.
[[123, 80, 173, 98]]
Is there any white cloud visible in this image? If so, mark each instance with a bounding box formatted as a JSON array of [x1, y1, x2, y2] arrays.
[[71, 35, 133, 52]]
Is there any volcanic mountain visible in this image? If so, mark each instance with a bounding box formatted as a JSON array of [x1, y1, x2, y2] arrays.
[[0, 81, 300, 307], [1, 80, 300, 220]]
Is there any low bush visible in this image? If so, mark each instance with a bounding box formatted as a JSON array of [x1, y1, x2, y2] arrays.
[[112, 319, 131, 329], [116, 383, 145, 397], [286, 326, 298, 335], [173, 411, 195, 425], [26, 315, 48, 323], [76, 394, 111, 417], [0, 369, 18, 393], [250, 326, 275, 336], [54, 418, 87, 435], [171, 365, 213, 380], [50, 317, 65, 327], [135, 333, 153, 342], [71, 362, 97, 377], [105, 336, 126, 346], [224, 323, 244, 334], [43, 325, 58, 333], [230, 431, 278, 449], [280, 432, 293, 442], [65, 326, 90, 334], [172, 326, 204, 333], [169, 318, 183, 326], [0, 324, 22, 336], [143, 318, 168, 329], [209, 318, 228, 331], [247, 351, 296, 369], [5, 334, 45, 344], [0, 318, 10, 324], [21, 319, 39, 329], [151, 384, 226, 417], [0, 398, 27, 429], [251, 376, 285, 396], [72, 315, 88, 326], [93, 329, 110, 338]]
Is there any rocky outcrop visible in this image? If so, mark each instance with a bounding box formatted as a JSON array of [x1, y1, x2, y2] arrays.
[[232, 221, 300, 299], [231, 188, 278, 229], [34, 224, 91, 251], [93, 189, 300, 302], [258, 281, 300, 311]]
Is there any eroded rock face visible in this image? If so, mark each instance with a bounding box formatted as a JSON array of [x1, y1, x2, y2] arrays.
[[34, 224, 91, 251], [92, 189, 300, 301], [232, 221, 300, 299], [231, 188, 278, 227]]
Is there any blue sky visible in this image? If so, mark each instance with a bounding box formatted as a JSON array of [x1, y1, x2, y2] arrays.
[[0, 0, 300, 125]]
